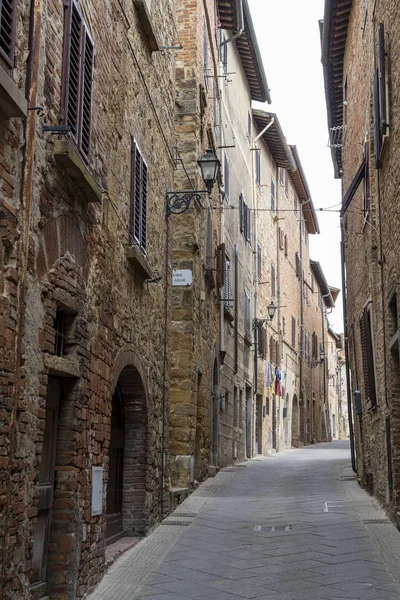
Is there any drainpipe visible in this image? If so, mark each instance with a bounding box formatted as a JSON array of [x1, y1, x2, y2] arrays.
[[299, 207, 304, 443], [340, 222, 357, 473], [220, 0, 244, 46], [275, 164, 281, 449]]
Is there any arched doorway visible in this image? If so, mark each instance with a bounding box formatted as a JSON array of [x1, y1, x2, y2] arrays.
[[292, 394, 299, 447], [300, 392, 306, 445], [106, 365, 148, 543]]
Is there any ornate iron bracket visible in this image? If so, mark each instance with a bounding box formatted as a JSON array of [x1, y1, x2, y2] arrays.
[[166, 190, 208, 215]]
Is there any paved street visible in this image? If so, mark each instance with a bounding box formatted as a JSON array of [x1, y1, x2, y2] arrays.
[[88, 442, 400, 600]]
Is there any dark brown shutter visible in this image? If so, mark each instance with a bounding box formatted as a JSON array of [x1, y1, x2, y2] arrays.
[[271, 264, 275, 298], [378, 23, 388, 135], [206, 208, 213, 269], [255, 150, 261, 184], [258, 324, 266, 359], [216, 243, 226, 288], [246, 205, 251, 243], [65, 3, 83, 140], [80, 29, 94, 156], [360, 306, 377, 408], [239, 194, 245, 233], [130, 141, 147, 251], [292, 316, 296, 348], [373, 69, 381, 169], [284, 234, 288, 257], [234, 246, 239, 373], [0, 0, 17, 67], [295, 252, 300, 278]]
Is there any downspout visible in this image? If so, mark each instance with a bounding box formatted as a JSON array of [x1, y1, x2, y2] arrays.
[[2, 0, 43, 591], [275, 164, 281, 450], [340, 223, 357, 473], [252, 139, 258, 402], [220, 0, 244, 46], [299, 207, 304, 443]]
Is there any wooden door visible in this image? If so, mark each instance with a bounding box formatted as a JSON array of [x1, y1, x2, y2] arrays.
[[32, 378, 60, 585], [106, 386, 124, 541]]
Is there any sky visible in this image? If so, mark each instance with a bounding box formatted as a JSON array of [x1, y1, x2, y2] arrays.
[[248, 0, 344, 333]]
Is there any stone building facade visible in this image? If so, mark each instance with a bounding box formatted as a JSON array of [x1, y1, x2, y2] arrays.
[[322, 0, 400, 527], [1, 0, 176, 597]]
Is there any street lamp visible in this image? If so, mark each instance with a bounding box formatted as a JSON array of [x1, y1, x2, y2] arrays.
[[267, 300, 277, 321], [166, 148, 220, 214]]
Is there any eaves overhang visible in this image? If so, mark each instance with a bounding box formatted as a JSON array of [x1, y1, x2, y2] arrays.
[[217, 0, 271, 103], [290, 145, 320, 235], [321, 0, 353, 179], [310, 260, 335, 308], [253, 110, 295, 171]]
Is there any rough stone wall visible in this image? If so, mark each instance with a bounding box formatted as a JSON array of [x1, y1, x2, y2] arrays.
[[340, 0, 400, 525], [170, 0, 221, 486], [1, 0, 176, 597]]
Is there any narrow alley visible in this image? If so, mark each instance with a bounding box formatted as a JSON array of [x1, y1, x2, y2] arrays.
[[88, 442, 400, 600]]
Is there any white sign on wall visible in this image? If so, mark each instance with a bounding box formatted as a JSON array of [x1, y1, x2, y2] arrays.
[[91, 467, 103, 516], [172, 269, 193, 287]]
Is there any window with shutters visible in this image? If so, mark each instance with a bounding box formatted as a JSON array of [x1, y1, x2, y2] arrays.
[[284, 171, 288, 196], [360, 304, 377, 409], [270, 178, 275, 211], [255, 149, 261, 185], [271, 263, 276, 299], [284, 234, 288, 257], [239, 194, 245, 234], [224, 256, 231, 310], [244, 291, 251, 338], [0, 0, 17, 68], [224, 152, 230, 199], [216, 243, 225, 288], [276, 340, 280, 366], [258, 323, 266, 359], [247, 111, 251, 141], [203, 17, 209, 90], [291, 316, 296, 349], [130, 139, 148, 253], [257, 244, 262, 282], [278, 228, 284, 250], [61, 0, 94, 158], [246, 205, 252, 246], [206, 208, 213, 270]]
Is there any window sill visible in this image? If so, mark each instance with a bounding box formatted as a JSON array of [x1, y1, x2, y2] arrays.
[[0, 67, 28, 118], [390, 329, 399, 352], [224, 305, 234, 322], [44, 355, 80, 378], [125, 245, 152, 279], [205, 268, 215, 289], [133, 0, 160, 52], [244, 334, 253, 346], [54, 139, 102, 203]]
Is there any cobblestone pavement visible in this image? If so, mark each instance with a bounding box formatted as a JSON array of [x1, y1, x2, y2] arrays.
[[88, 442, 400, 600]]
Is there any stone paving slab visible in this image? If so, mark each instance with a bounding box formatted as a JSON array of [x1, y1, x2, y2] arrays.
[[87, 442, 400, 600]]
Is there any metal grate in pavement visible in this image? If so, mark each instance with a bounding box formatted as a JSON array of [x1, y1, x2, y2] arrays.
[[254, 525, 292, 532], [172, 513, 197, 518]]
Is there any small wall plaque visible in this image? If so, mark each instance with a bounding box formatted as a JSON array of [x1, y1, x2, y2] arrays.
[[172, 269, 193, 286], [92, 467, 103, 516]]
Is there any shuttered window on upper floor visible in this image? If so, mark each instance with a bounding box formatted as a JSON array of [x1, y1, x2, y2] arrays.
[[62, 0, 94, 158], [224, 152, 230, 199], [255, 149, 261, 185], [360, 304, 377, 409], [245, 291, 250, 337], [291, 316, 296, 349], [270, 178, 275, 211], [271, 263, 276, 299], [0, 0, 17, 68], [130, 139, 148, 253]]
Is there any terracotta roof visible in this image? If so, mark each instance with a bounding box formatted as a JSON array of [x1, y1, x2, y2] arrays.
[[321, 0, 353, 178], [310, 260, 335, 308], [252, 110, 295, 171], [217, 0, 271, 103], [290, 146, 320, 235]]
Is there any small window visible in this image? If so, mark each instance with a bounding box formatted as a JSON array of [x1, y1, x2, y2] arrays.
[[54, 308, 76, 357], [291, 316, 296, 349], [284, 234, 288, 257], [0, 0, 18, 68], [247, 111, 251, 141], [284, 171, 288, 196], [130, 139, 148, 253], [360, 304, 377, 408], [270, 178, 275, 211], [255, 150, 261, 185], [294, 193, 298, 214], [62, 0, 94, 158]]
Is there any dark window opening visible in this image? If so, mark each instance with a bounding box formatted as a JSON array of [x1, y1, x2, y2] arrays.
[[0, 0, 18, 68], [54, 308, 77, 357], [130, 139, 148, 253]]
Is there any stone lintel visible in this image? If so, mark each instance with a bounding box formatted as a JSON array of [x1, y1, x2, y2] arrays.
[[125, 245, 152, 279], [0, 67, 28, 119], [44, 355, 80, 378], [54, 139, 102, 203], [133, 0, 160, 52]]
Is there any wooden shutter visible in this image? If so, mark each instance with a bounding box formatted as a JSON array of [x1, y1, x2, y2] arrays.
[[246, 205, 251, 243], [224, 257, 231, 308], [373, 69, 381, 168], [0, 0, 17, 67], [284, 234, 288, 257], [378, 23, 388, 135], [206, 208, 213, 269], [245, 292, 250, 336], [257, 244, 262, 281], [258, 324, 266, 359], [62, 1, 93, 157], [203, 17, 209, 89], [239, 194, 245, 233], [279, 228, 284, 250], [360, 306, 377, 408], [234, 246, 239, 373], [216, 243, 226, 288], [130, 141, 147, 252], [292, 316, 296, 348], [271, 264, 275, 298], [255, 150, 261, 185]]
